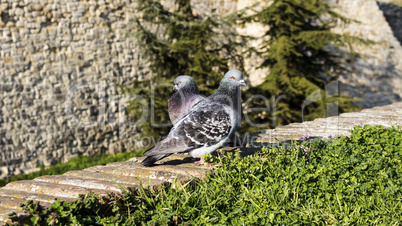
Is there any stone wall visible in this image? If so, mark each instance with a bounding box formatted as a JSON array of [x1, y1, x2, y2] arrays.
[[0, 0, 401, 177], [331, 0, 402, 108], [0, 0, 144, 177]]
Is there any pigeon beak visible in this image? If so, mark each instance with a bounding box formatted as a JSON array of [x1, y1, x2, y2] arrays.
[[239, 80, 246, 86], [173, 85, 179, 91]]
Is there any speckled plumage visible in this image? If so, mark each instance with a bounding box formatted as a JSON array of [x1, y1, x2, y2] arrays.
[[141, 70, 246, 166]]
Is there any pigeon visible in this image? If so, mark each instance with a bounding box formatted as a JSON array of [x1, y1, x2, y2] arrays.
[[141, 70, 246, 166], [168, 75, 205, 125]]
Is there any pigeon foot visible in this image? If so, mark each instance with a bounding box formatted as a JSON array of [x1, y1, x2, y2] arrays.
[[194, 157, 211, 166]]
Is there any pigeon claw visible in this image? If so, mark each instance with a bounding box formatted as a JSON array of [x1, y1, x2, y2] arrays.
[[194, 157, 211, 166]]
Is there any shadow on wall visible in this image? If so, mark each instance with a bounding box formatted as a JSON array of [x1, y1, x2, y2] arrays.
[[339, 81, 401, 109], [332, 46, 402, 109], [378, 1, 402, 45]]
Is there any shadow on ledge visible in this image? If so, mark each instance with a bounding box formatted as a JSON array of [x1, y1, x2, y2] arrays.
[[151, 136, 323, 166]]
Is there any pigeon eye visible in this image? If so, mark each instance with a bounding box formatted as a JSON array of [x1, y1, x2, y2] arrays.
[[232, 76, 235, 80], [179, 81, 182, 84]]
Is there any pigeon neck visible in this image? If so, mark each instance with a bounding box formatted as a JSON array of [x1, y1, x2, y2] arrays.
[[210, 82, 241, 109], [173, 85, 199, 103], [181, 84, 199, 95]]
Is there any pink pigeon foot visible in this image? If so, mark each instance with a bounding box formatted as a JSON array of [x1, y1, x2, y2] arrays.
[[194, 157, 211, 166]]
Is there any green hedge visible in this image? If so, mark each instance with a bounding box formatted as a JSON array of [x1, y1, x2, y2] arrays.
[[11, 125, 402, 225]]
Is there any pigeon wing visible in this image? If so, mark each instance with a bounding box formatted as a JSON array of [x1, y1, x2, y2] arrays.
[[143, 102, 232, 156]]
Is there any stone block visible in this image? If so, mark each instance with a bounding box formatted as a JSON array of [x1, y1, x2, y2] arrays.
[[5, 180, 109, 199]]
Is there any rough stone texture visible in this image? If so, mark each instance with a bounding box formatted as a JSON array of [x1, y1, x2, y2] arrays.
[[0, 154, 213, 224], [255, 102, 402, 144], [0, 0, 401, 178], [0, 102, 399, 224], [331, 0, 402, 108], [0, 0, 144, 178]]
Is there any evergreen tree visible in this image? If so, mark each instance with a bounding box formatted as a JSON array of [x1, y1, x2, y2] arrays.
[[240, 0, 369, 133], [127, 0, 246, 139]]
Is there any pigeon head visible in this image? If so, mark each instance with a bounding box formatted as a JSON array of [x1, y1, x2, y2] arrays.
[[173, 75, 198, 91], [222, 69, 246, 87]]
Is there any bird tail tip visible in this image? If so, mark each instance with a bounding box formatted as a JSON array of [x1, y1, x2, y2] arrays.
[[141, 154, 173, 167], [141, 156, 158, 166]]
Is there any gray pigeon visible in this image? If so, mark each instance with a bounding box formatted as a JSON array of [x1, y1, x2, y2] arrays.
[[168, 75, 205, 125], [141, 70, 246, 166]]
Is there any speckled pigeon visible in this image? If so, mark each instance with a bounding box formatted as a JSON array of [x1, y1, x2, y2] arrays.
[[141, 70, 246, 166], [168, 75, 205, 125]]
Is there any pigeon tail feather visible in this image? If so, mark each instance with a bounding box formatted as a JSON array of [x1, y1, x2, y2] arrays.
[[141, 154, 171, 166]]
